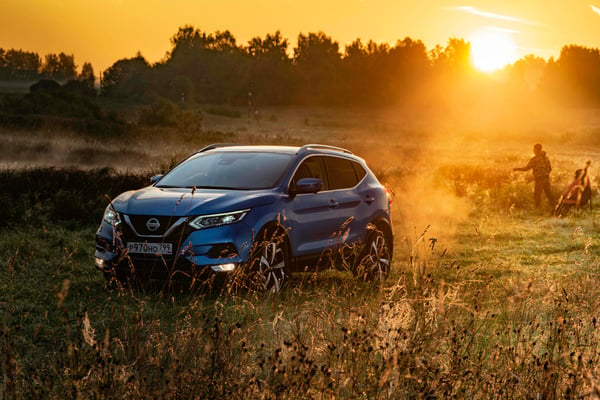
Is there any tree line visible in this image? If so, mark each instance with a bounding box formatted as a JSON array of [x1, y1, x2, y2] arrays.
[[0, 48, 95, 85], [3, 25, 600, 107]]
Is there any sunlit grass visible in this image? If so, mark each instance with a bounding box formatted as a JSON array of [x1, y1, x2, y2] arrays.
[[2, 104, 600, 397], [2, 202, 599, 397]]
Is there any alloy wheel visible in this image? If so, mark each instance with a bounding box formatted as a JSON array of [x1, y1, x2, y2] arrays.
[[257, 234, 288, 292], [364, 231, 391, 281]]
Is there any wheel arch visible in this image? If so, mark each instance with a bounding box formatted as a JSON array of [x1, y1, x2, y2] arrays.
[[368, 217, 394, 254], [253, 219, 293, 257]]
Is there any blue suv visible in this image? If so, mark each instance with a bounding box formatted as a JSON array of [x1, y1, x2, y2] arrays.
[[95, 144, 393, 291]]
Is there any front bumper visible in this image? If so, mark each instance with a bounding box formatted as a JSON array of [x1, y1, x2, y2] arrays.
[[94, 219, 253, 281]]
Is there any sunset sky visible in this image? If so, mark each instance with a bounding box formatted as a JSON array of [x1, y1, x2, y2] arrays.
[[2, 0, 600, 73]]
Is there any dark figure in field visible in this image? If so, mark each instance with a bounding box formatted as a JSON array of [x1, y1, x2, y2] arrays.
[[554, 161, 592, 217], [513, 144, 555, 209]]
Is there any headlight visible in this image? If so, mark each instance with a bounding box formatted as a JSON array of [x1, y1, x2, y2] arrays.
[[103, 204, 121, 226], [189, 209, 249, 230]]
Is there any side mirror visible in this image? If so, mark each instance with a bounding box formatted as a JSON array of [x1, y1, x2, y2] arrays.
[[293, 178, 322, 195], [150, 174, 164, 184]]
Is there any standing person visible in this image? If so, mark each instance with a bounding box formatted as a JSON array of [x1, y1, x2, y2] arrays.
[[513, 143, 555, 209]]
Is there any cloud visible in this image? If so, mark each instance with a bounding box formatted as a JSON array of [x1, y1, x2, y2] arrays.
[[592, 4, 600, 16], [455, 6, 539, 25]]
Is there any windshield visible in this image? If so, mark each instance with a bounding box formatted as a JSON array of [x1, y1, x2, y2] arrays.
[[156, 151, 294, 190]]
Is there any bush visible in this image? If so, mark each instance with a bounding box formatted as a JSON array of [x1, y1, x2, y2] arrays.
[[0, 79, 127, 135], [138, 97, 179, 126], [138, 97, 203, 131], [0, 167, 150, 227]]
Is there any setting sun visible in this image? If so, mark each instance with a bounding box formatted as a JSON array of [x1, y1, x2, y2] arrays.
[[469, 29, 519, 72]]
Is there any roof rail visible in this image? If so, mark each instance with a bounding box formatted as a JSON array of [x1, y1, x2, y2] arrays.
[[298, 144, 353, 155], [196, 143, 240, 153]]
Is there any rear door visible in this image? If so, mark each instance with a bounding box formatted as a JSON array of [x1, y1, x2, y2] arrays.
[[323, 156, 365, 246]]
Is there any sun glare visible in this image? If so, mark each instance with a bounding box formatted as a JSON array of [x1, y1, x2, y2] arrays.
[[470, 30, 518, 73]]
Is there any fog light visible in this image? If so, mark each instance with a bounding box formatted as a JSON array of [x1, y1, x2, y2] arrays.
[[211, 263, 237, 272], [95, 257, 107, 270]]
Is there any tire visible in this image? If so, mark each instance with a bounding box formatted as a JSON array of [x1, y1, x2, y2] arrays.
[[250, 228, 290, 292], [357, 228, 391, 282]]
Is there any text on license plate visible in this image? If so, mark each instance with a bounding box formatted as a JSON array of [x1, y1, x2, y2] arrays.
[[127, 242, 173, 255]]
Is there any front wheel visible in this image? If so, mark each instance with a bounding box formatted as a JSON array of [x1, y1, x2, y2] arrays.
[[356, 229, 391, 282], [249, 228, 290, 292]]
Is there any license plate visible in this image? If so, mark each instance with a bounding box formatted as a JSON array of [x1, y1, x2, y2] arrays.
[[127, 242, 173, 255]]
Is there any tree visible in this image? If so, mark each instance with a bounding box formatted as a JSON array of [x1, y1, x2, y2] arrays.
[[58, 53, 77, 81], [508, 54, 546, 91], [387, 38, 431, 103], [247, 31, 289, 60], [4, 49, 41, 80], [79, 62, 96, 86], [0, 48, 7, 79], [341, 38, 391, 105], [293, 31, 342, 104], [169, 75, 195, 104], [431, 38, 471, 73], [558, 45, 600, 104], [41, 53, 60, 78], [212, 30, 240, 53], [294, 31, 340, 66], [426, 38, 477, 107], [245, 31, 292, 104], [169, 25, 213, 53], [41, 53, 77, 81], [536, 45, 600, 105], [101, 53, 151, 98], [168, 25, 240, 56], [164, 25, 248, 104]]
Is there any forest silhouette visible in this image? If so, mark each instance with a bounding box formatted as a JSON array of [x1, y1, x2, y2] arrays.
[[1, 25, 600, 108]]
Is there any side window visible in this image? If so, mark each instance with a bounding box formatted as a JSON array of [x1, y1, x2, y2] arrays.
[[352, 161, 367, 181], [291, 156, 327, 191], [325, 156, 359, 190]]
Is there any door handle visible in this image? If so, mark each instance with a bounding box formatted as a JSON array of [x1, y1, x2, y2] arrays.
[[328, 199, 339, 209], [364, 195, 375, 204]]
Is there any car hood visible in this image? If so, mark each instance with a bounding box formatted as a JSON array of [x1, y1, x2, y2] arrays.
[[112, 186, 277, 216]]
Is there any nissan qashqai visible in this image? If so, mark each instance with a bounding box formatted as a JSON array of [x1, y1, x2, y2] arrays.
[[94, 144, 393, 292]]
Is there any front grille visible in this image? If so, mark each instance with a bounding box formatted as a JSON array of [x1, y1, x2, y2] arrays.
[[124, 215, 186, 237], [118, 215, 193, 274]]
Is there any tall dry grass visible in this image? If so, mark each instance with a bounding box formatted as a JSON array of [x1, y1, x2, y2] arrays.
[[2, 104, 600, 398]]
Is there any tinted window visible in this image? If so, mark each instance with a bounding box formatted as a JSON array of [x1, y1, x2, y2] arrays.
[[325, 157, 359, 190], [291, 156, 327, 190], [156, 151, 293, 190], [352, 162, 367, 181]]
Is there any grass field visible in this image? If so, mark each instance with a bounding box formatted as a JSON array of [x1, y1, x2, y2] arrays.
[[1, 103, 600, 398]]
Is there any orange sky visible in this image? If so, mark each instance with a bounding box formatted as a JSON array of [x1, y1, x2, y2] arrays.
[[2, 0, 600, 73]]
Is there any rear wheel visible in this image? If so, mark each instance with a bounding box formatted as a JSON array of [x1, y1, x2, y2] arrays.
[[357, 228, 391, 282]]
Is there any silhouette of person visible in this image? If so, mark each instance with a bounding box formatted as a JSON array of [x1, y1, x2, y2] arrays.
[[555, 162, 592, 216], [513, 144, 555, 209]]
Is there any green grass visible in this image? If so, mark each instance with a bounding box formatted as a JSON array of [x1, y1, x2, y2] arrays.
[[1, 205, 600, 398], [2, 104, 600, 398]]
